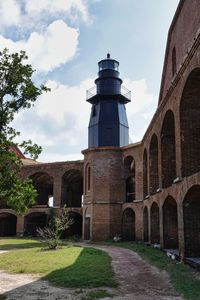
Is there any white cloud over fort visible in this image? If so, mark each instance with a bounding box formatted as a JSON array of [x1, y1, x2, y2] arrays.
[[0, 20, 79, 73]]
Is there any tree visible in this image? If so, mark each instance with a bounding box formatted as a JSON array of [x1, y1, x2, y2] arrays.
[[0, 48, 49, 214]]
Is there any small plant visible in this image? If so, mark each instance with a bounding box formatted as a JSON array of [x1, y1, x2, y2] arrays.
[[113, 234, 121, 242], [37, 206, 73, 250]]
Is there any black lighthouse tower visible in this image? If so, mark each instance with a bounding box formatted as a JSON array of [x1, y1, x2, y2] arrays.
[[87, 54, 131, 148]]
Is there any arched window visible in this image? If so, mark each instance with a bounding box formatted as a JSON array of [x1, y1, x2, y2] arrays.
[[172, 47, 176, 76], [30, 172, 53, 206], [180, 68, 200, 177], [124, 156, 135, 202], [143, 149, 148, 198], [62, 169, 83, 207], [84, 164, 91, 194], [149, 135, 159, 195]]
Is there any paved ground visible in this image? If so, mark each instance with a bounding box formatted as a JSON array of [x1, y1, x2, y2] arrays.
[[0, 246, 183, 300]]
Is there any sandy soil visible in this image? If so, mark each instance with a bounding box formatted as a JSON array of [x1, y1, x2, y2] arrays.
[[0, 246, 183, 300]]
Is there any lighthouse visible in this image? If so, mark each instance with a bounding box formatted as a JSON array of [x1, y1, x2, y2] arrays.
[[86, 54, 131, 148]]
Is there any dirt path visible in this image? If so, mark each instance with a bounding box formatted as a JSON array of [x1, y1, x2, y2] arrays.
[[0, 246, 183, 300], [92, 245, 183, 300]]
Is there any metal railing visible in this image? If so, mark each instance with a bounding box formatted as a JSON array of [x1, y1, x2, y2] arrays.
[[86, 85, 131, 101]]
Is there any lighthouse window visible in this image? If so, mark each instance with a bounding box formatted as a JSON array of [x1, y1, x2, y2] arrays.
[[92, 105, 96, 117]]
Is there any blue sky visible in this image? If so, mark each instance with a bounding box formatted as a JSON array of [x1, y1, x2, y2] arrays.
[[0, 0, 180, 162]]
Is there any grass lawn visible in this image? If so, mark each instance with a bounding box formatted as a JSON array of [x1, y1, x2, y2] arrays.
[[0, 237, 41, 250], [0, 239, 116, 288], [114, 241, 200, 300]]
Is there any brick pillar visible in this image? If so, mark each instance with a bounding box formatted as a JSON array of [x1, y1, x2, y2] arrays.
[[16, 215, 24, 236], [53, 176, 62, 208]]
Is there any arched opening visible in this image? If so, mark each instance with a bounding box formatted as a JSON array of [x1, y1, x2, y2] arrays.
[[150, 202, 160, 244], [0, 213, 17, 236], [62, 170, 83, 207], [30, 172, 53, 206], [24, 212, 47, 236], [143, 149, 148, 198], [122, 208, 135, 241], [126, 177, 135, 202], [183, 185, 200, 257], [124, 156, 135, 202], [85, 164, 91, 194], [163, 196, 178, 249], [180, 68, 200, 177], [143, 207, 148, 242], [64, 212, 82, 237], [149, 135, 159, 195], [161, 110, 176, 188], [172, 47, 176, 76]]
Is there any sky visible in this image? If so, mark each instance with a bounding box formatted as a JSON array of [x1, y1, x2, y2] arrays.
[[0, 0, 180, 162]]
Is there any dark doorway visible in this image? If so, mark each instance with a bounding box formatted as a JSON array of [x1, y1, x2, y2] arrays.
[[0, 214, 17, 236], [122, 208, 135, 241], [151, 202, 160, 244], [24, 213, 47, 236], [64, 212, 82, 237], [183, 185, 200, 257], [163, 196, 178, 249], [143, 207, 148, 242]]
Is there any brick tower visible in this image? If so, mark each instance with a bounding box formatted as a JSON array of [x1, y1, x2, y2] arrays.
[[82, 54, 131, 240]]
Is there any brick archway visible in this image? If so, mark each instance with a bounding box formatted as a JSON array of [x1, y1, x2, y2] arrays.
[[150, 202, 160, 244], [30, 172, 53, 206], [161, 110, 176, 188], [183, 185, 200, 257], [24, 212, 47, 236], [180, 68, 200, 178], [122, 208, 135, 241], [163, 196, 178, 249], [149, 135, 159, 195], [0, 213, 17, 236]]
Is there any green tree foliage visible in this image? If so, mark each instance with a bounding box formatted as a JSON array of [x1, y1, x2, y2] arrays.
[[0, 48, 49, 214]]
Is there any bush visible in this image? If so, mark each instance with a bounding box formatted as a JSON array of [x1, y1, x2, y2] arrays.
[[37, 206, 73, 250]]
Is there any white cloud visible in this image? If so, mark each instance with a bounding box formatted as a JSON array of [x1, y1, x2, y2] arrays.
[[0, 20, 79, 73], [25, 0, 89, 23], [13, 78, 157, 162], [0, 0, 90, 30], [0, 0, 20, 28]]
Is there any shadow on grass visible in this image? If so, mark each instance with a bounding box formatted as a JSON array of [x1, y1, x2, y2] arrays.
[[0, 247, 117, 299], [0, 238, 41, 250], [45, 247, 117, 288]]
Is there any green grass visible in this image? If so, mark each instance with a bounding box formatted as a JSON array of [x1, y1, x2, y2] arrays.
[[0, 243, 116, 288], [113, 242, 200, 300], [81, 289, 114, 299], [0, 237, 41, 250]]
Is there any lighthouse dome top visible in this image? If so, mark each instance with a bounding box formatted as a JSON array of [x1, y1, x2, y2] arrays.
[[98, 53, 119, 72]]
